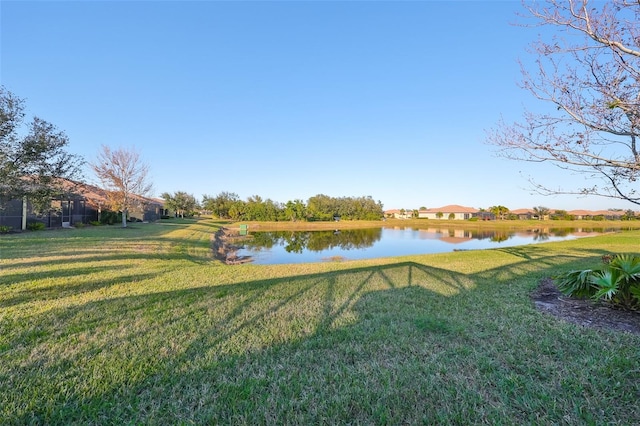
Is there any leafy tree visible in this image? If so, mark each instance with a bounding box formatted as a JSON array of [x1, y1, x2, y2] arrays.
[[487, 1, 640, 206], [307, 194, 336, 221], [533, 206, 550, 220], [551, 209, 572, 220], [622, 209, 637, 221], [202, 191, 240, 219], [244, 195, 281, 221], [307, 194, 383, 221], [488, 205, 509, 220], [90, 145, 152, 228], [284, 199, 306, 222], [0, 86, 83, 213], [161, 191, 198, 218]]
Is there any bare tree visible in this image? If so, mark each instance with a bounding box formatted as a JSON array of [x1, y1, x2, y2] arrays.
[[91, 145, 152, 227], [487, 1, 640, 205]]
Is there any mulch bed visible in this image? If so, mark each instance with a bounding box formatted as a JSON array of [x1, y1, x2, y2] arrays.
[[531, 277, 640, 335]]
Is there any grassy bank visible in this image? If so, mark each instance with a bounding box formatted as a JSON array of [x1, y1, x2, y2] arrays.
[[1, 218, 639, 424]]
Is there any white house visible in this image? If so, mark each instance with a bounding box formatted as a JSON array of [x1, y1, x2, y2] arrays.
[[418, 205, 479, 220]]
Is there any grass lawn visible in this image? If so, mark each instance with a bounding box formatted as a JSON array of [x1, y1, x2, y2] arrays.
[[1, 218, 639, 424]]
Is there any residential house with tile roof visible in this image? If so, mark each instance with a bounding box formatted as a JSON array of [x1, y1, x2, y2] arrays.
[[0, 179, 164, 230], [418, 205, 479, 220]]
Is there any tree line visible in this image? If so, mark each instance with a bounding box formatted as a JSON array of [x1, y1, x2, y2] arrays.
[[196, 192, 383, 222]]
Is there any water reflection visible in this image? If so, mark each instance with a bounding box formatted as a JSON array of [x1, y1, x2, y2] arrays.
[[246, 228, 382, 253], [235, 226, 623, 265]]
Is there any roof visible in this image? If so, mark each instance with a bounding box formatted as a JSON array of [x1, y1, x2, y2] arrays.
[[419, 205, 479, 214], [58, 179, 163, 208], [510, 208, 535, 215]]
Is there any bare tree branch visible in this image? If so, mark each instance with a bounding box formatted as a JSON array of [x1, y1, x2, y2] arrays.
[[489, 0, 640, 206]]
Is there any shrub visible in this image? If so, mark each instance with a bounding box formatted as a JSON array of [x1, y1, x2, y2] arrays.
[[554, 253, 640, 310], [26, 222, 45, 231], [74, 222, 86, 228], [89, 221, 102, 226], [0, 225, 12, 234], [100, 211, 120, 225]]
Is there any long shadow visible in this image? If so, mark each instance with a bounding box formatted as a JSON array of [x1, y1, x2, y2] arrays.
[[3, 243, 637, 423], [0, 269, 159, 309]]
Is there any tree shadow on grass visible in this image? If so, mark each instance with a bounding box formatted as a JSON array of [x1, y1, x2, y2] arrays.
[[5, 248, 638, 425]]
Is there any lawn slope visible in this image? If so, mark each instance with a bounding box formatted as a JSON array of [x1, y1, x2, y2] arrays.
[[1, 219, 639, 424]]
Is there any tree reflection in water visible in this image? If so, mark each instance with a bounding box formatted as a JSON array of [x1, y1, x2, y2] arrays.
[[246, 228, 383, 253], [237, 226, 627, 264]]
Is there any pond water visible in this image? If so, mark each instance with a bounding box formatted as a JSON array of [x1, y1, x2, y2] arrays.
[[234, 226, 623, 265]]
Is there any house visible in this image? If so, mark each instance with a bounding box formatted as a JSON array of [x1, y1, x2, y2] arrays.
[[0, 180, 164, 230], [511, 208, 537, 220], [567, 209, 626, 220], [384, 209, 412, 219], [418, 205, 479, 220]]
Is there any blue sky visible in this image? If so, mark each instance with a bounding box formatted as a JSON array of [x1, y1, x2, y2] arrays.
[[2, 1, 633, 212]]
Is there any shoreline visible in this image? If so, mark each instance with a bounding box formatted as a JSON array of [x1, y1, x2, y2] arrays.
[[211, 227, 253, 265]]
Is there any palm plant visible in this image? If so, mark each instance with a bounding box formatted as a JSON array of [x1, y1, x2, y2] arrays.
[[554, 254, 640, 310]]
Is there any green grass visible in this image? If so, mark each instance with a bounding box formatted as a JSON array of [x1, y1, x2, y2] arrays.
[[1, 218, 639, 424]]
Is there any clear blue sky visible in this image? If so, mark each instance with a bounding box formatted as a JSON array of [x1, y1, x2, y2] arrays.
[[1, 1, 632, 212]]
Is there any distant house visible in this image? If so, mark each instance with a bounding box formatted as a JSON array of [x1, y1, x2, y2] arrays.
[[418, 205, 479, 220], [511, 209, 537, 220], [567, 209, 626, 220], [384, 209, 412, 219], [0, 180, 164, 230]]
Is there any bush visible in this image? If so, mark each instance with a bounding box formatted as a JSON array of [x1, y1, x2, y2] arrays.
[[100, 211, 120, 225], [89, 221, 102, 226], [0, 225, 12, 234], [26, 222, 46, 231], [74, 222, 86, 228], [554, 253, 640, 310]]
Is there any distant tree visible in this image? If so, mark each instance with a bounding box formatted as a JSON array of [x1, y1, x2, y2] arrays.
[[306, 194, 382, 221], [161, 191, 198, 218], [90, 145, 152, 228], [436, 212, 443, 219], [412, 209, 419, 218], [307, 194, 337, 221], [399, 208, 406, 218], [551, 209, 572, 220], [487, 1, 640, 206], [0, 86, 83, 214], [284, 199, 306, 221], [448, 213, 455, 220], [202, 191, 240, 219], [228, 200, 246, 221], [533, 206, 550, 220], [245, 195, 281, 221], [488, 205, 510, 220], [622, 209, 637, 221]]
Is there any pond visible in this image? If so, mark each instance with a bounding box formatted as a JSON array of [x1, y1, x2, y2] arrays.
[[234, 226, 623, 265]]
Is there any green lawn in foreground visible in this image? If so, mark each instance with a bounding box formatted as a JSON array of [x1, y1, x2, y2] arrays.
[[1, 219, 639, 424]]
